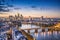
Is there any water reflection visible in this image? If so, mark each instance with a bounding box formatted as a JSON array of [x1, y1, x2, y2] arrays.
[[21, 24, 60, 40], [31, 31, 60, 40], [21, 24, 40, 29]]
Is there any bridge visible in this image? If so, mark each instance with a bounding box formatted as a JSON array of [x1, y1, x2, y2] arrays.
[[0, 23, 60, 40], [0, 26, 55, 40], [0, 26, 56, 34]]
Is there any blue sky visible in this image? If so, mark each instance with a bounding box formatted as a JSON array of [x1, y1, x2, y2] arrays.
[[2, 0, 60, 18]]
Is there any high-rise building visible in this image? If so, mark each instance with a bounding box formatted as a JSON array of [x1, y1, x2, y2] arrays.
[[20, 14, 23, 20], [17, 13, 20, 18], [9, 15, 14, 21], [40, 16, 43, 21]]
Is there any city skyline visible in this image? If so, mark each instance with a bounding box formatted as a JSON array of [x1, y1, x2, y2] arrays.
[[0, 0, 60, 18]]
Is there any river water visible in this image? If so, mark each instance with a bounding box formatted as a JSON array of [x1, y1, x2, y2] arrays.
[[20, 24, 60, 40]]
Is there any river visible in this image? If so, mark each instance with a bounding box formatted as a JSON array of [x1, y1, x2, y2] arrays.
[[20, 24, 60, 40]]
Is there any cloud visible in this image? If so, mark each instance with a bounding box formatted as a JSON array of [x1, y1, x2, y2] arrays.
[[0, 9, 9, 12], [8, 5, 13, 7], [31, 6, 37, 8], [14, 7, 21, 10], [0, 12, 9, 14]]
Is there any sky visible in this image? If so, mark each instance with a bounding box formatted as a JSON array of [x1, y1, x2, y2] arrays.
[[0, 0, 60, 18]]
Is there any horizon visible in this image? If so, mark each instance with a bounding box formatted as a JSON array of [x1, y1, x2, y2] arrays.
[[0, 13, 60, 18], [0, 0, 60, 18]]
